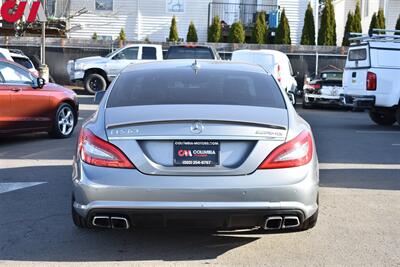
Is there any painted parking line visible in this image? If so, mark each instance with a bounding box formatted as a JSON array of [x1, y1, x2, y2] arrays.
[[320, 163, 400, 170], [0, 159, 72, 169], [392, 144, 400, 146], [79, 104, 98, 111], [356, 130, 400, 134], [0, 182, 46, 194]]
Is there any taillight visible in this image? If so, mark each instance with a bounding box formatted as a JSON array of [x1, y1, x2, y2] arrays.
[[78, 129, 134, 169], [258, 130, 313, 169], [366, 71, 377, 91]]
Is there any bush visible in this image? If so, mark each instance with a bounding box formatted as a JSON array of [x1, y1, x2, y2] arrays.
[[229, 21, 245, 43], [119, 28, 126, 41], [186, 21, 198, 42], [342, 11, 354, 46], [275, 9, 291, 45], [377, 8, 385, 29], [251, 12, 266, 44], [92, 32, 98, 41], [168, 16, 179, 42], [369, 13, 378, 34], [300, 3, 315, 45], [353, 0, 362, 33], [396, 15, 400, 35], [208, 16, 222, 42], [318, 0, 336, 46]]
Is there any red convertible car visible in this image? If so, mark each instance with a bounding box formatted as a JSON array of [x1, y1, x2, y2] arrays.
[[0, 60, 79, 138]]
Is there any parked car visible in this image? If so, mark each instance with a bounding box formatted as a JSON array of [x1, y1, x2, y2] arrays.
[[67, 44, 163, 94], [72, 60, 319, 231], [302, 70, 343, 108], [165, 45, 220, 60], [0, 60, 78, 138], [0, 48, 38, 76], [231, 50, 298, 105]]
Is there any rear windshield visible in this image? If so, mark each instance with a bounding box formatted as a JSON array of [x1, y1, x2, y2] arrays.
[[166, 47, 215, 60], [12, 57, 33, 69], [348, 48, 367, 61], [107, 68, 285, 109]]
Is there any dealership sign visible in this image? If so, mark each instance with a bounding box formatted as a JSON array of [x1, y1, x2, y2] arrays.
[[1, 0, 47, 23]]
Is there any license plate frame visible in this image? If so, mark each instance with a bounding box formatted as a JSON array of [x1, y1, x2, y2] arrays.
[[173, 141, 220, 167]]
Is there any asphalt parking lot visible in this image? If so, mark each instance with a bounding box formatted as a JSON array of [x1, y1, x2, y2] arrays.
[[0, 94, 399, 267]]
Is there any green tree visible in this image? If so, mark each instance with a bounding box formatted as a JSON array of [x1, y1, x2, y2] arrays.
[[369, 13, 378, 34], [275, 9, 291, 44], [92, 32, 98, 41], [377, 8, 385, 29], [251, 12, 266, 44], [168, 16, 179, 42], [300, 2, 315, 45], [119, 28, 126, 41], [186, 21, 198, 42], [318, 0, 337, 46], [395, 15, 400, 35], [229, 21, 245, 43], [353, 0, 362, 33], [208, 16, 222, 42], [342, 11, 354, 46]]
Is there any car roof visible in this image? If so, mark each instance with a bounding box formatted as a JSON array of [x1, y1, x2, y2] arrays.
[[233, 49, 287, 57], [9, 52, 29, 59], [121, 59, 270, 74]]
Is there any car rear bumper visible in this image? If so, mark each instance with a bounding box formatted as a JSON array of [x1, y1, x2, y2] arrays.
[[340, 94, 375, 108], [72, 160, 319, 222]]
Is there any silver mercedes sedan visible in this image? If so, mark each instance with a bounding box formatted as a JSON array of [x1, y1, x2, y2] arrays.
[[72, 60, 319, 231]]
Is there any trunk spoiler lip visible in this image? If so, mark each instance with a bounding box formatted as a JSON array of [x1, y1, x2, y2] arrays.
[[106, 119, 287, 131]]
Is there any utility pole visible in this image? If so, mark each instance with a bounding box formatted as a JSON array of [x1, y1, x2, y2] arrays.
[[40, 0, 49, 82], [315, 0, 319, 76]]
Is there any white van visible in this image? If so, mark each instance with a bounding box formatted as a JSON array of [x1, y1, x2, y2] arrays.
[[342, 39, 400, 126], [231, 49, 298, 104]]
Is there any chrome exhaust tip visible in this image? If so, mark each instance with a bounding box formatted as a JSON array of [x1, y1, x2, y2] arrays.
[[264, 216, 283, 230], [111, 217, 130, 229], [282, 216, 300, 229], [92, 216, 111, 228]]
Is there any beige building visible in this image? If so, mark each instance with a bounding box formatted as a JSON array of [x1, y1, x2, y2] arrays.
[[333, 0, 400, 46]]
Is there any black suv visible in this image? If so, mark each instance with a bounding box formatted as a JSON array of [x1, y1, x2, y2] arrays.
[[165, 45, 220, 60]]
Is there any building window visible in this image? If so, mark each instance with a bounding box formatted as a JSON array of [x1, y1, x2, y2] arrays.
[[96, 0, 113, 11], [166, 0, 185, 13]]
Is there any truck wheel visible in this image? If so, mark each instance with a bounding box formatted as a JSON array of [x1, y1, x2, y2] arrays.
[[369, 110, 396, 126], [302, 95, 312, 109], [396, 107, 400, 125], [84, 73, 107, 95]]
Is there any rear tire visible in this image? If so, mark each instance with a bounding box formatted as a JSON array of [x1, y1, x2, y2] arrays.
[[72, 197, 90, 228], [396, 107, 400, 125], [84, 73, 107, 94], [369, 110, 396, 126], [302, 95, 312, 109]]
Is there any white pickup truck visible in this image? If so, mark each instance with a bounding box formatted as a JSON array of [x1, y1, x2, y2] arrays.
[[67, 44, 163, 94], [342, 40, 400, 126]]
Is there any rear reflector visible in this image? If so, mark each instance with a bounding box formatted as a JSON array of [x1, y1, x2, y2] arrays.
[[366, 71, 377, 91], [258, 130, 313, 169], [78, 129, 135, 169]]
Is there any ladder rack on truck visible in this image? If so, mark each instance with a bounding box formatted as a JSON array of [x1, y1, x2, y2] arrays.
[[348, 29, 400, 44]]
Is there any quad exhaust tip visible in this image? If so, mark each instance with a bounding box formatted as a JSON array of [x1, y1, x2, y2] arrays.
[[92, 216, 130, 229], [264, 216, 300, 230]]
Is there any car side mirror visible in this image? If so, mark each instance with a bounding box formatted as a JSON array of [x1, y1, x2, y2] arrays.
[[34, 78, 45, 89], [94, 91, 106, 104]]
